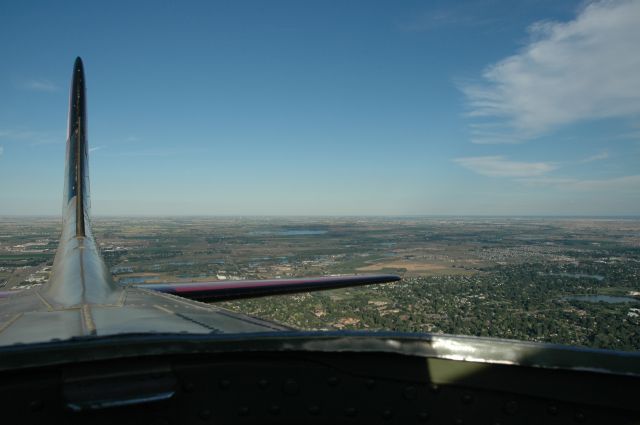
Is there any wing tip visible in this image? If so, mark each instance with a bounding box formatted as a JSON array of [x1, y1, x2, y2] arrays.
[[139, 273, 402, 302]]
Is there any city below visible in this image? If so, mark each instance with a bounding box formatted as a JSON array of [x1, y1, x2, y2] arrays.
[[1, 216, 638, 351]]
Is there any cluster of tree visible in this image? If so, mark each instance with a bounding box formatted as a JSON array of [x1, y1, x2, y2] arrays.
[[222, 261, 640, 352]]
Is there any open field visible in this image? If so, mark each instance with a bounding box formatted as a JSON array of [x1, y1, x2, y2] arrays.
[[358, 261, 449, 273]]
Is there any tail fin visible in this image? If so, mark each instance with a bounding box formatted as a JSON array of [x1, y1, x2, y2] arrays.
[[44, 57, 120, 307], [65, 57, 89, 237]]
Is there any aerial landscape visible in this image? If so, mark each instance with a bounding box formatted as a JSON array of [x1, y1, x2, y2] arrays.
[[1, 1, 640, 422], [2, 2, 638, 354], [2, 216, 638, 351]]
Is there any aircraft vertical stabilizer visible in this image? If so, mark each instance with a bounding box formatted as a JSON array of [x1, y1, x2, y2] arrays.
[[43, 57, 120, 307]]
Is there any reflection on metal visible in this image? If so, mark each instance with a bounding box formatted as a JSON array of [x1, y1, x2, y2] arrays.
[[63, 360, 176, 412], [1, 331, 639, 378], [67, 57, 88, 238], [66, 391, 176, 412], [431, 338, 478, 355]]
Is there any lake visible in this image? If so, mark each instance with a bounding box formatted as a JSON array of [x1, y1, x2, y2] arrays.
[[118, 276, 160, 284], [544, 272, 604, 281], [250, 229, 328, 236], [563, 295, 640, 304]]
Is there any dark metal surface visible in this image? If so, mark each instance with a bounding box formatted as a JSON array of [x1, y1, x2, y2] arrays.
[[63, 360, 177, 412], [1, 329, 640, 378], [1, 344, 639, 424]]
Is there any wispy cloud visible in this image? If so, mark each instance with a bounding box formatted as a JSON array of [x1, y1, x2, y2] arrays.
[[105, 149, 175, 157], [465, 123, 528, 144], [0, 129, 60, 145], [398, 4, 495, 32], [461, 0, 640, 143], [519, 174, 640, 191], [614, 129, 640, 141], [400, 11, 474, 32], [22, 79, 59, 92], [578, 151, 609, 163], [89, 145, 105, 153], [454, 156, 556, 177]]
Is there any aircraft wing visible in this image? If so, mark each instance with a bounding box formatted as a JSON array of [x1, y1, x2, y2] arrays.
[[138, 274, 400, 302]]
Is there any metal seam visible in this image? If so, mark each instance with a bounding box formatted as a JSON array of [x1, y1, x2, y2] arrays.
[[153, 304, 174, 314], [81, 304, 96, 336], [35, 291, 54, 311], [0, 314, 23, 335]]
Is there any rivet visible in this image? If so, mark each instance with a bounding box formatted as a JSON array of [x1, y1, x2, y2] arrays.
[[308, 405, 320, 415], [345, 407, 357, 417], [503, 400, 518, 415], [218, 379, 231, 390], [258, 378, 270, 389], [199, 409, 211, 420], [328, 376, 340, 386], [382, 409, 393, 420], [461, 393, 473, 404], [283, 379, 299, 395], [269, 404, 281, 415], [547, 405, 558, 416], [403, 385, 417, 400], [365, 379, 376, 389], [238, 406, 249, 416], [417, 411, 430, 422], [429, 384, 440, 394]]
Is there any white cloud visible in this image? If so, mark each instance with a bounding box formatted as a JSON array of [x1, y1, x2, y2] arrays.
[[454, 156, 556, 177], [89, 146, 105, 153], [461, 0, 640, 142], [22, 79, 59, 92]]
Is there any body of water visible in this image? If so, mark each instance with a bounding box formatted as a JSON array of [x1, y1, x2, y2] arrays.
[[279, 230, 327, 235], [250, 229, 328, 236], [118, 276, 158, 284], [563, 295, 639, 304], [545, 272, 605, 281]]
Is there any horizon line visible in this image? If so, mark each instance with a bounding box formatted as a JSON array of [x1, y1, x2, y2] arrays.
[[1, 214, 639, 219]]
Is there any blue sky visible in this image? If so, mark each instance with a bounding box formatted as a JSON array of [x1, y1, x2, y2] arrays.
[[0, 0, 638, 216]]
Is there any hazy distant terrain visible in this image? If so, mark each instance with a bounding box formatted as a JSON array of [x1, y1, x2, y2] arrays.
[[1, 216, 638, 350]]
